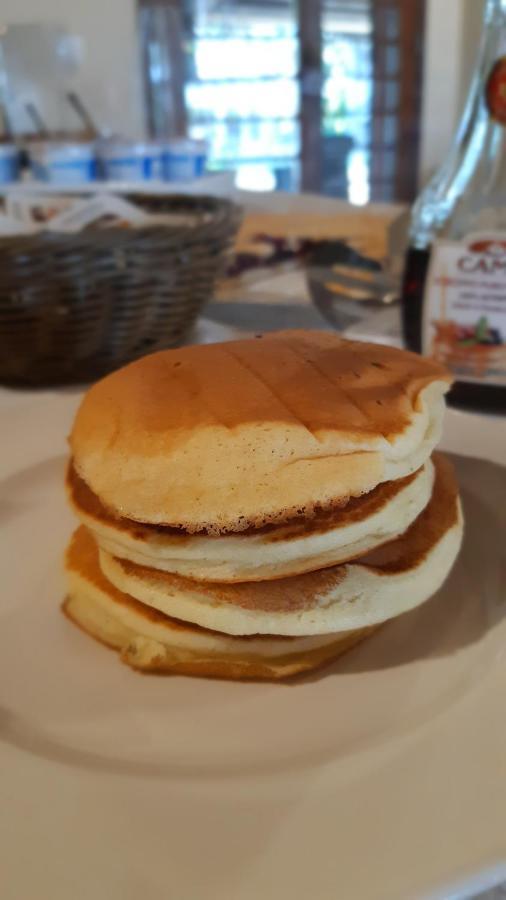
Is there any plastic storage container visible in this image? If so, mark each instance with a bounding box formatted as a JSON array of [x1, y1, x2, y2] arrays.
[[0, 145, 20, 184], [162, 139, 207, 182], [30, 142, 97, 184], [99, 141, 163, 182]]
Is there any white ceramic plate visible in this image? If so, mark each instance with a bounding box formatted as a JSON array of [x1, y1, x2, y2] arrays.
[[1, 395, 505, 900]]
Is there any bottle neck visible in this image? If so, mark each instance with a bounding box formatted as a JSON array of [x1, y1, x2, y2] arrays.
[[485, 0, 506, 20], [480, 0, 506, 63], [456, 0, 506, 148], [409, 0, 506, 246]]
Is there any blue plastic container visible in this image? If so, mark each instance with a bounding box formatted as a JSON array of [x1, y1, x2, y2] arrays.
[[162, 139, 207, 182], [0, 144, 20, 184], [99, 141, 163, 182], [30, 142, 97, 184]]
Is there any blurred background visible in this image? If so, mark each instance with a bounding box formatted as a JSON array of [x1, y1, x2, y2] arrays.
[[0, 0, 486, 203]]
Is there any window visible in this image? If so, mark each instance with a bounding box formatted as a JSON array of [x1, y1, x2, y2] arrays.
[[184, 3, 300, 192], [139, 0, 426, 202]]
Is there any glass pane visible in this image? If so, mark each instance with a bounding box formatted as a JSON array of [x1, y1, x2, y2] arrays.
[[384, 44, 400, 77], [382, 114, 398, 144], [383, 79, 400, 112], [321, 0, 373, 204], [379, 6, 400, 41], [184, 0, 300, 191]]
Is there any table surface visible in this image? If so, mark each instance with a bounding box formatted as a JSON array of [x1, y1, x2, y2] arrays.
[[0, 375, 504, 900], [0, 194, 504, 900]]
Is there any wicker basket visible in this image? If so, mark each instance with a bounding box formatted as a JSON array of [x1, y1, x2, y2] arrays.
[[0, 193, 240, 385]]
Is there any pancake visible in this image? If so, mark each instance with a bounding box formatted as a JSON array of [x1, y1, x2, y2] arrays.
[[99, 453, 463, 637], [69, 330, 451, 533], [64, 528, 376, 679], [67, 459, 435, 582]]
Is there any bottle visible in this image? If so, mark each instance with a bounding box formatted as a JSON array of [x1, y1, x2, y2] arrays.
[[401, 0, 506, 412]]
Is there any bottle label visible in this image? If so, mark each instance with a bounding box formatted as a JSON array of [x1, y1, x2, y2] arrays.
[[486, 57, 506, 125], [422, 235, 506, 386]]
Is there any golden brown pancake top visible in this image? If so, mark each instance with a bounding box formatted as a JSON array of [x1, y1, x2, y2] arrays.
[[72, 330, 450, 438], [69, 330, 452, 533]]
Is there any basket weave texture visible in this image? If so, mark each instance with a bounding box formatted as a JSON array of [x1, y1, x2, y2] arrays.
[[0, 193, 240, 384]]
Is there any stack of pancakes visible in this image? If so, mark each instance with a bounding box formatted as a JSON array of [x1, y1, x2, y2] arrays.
[[64, 330, 463, 680]]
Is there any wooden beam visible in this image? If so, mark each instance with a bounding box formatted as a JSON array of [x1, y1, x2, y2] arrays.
[[370, 0, 426, 202], [395, 0, 425, 201], [298, 0, 323, 192]]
